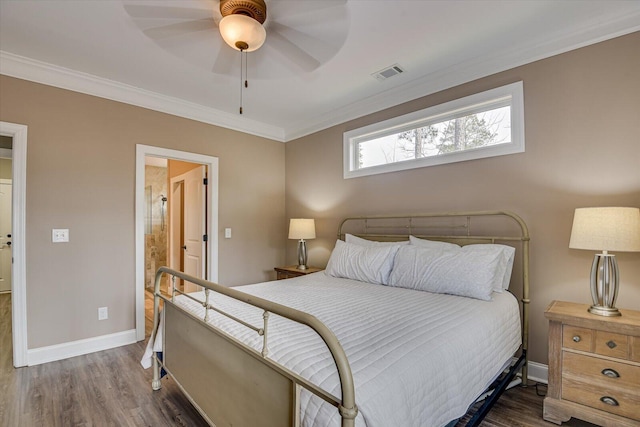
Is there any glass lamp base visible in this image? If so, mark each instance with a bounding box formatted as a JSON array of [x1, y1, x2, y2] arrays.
[[588, 253, 621, 317]]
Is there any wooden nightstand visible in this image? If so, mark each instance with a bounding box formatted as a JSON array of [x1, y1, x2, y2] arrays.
[[274, 266, 322, 280], [543, 300, 640, 427]]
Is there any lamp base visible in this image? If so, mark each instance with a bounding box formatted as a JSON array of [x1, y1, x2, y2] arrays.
[[588, 305, 621, 317], [297, 239, 308, 271], [588, 253, 621, 317]]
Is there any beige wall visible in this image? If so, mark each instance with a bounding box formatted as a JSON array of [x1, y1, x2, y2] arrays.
[[0, 75, 286, 348], [285, 32, 640, 365]]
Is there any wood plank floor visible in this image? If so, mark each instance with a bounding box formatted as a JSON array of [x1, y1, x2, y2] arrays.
[[1, 293, 597, 426]]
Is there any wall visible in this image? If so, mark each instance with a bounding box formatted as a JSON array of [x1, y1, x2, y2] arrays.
[[0, 75, 286, 349], [285, 32, 640, 366]]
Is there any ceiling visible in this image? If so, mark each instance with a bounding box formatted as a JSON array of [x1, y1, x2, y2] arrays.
[[1, 1, 639, 142]]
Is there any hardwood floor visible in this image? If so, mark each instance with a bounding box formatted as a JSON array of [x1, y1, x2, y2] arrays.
[[1, 292, 597, 426]]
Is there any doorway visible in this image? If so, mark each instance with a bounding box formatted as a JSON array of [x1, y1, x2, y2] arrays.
[[0, 121, 27, 368], [0, 148, 12, 294], [135, 145, 218, 341], [0, 138, 12, 371]]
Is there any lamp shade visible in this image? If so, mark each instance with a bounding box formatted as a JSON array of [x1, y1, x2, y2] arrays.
[[288, 219, 316, 240], [569, 207, 640, 252], [219, 14, 266, 52]]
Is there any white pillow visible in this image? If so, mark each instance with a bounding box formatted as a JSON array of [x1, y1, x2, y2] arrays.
[[346, 233, 409, 246], [409, 235, 460, 250], [409, 236, 515, 291], [463, 244, 515, 291], [325, 239, 400, 285], [388, 245, 504, 301]]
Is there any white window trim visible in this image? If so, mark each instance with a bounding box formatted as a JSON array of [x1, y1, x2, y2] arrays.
[[344, 81, 525, 179]]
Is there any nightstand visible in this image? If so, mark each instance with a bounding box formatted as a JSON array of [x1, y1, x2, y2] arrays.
[[274, 265, 322, 280], [543, 300, 640, 427]]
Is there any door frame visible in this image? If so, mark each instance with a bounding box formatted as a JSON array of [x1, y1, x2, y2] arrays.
[[0, 121, 28, 367], [135, 144, 218, 341]]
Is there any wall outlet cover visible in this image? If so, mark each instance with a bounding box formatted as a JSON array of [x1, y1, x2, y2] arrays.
[[52, 229, 69, 243]]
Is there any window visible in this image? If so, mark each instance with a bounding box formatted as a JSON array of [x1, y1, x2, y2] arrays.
[[343, 82, 525, 178]]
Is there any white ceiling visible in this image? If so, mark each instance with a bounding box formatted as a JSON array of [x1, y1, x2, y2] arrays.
[[1, 1, 639, 142]]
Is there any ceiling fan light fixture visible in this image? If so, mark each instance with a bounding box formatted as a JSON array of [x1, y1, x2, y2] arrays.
[[219, 13, 266, 52]]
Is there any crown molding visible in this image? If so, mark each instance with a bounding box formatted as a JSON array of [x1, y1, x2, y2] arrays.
[[283, 15, 640, 142], [0, 51, 285, 142]]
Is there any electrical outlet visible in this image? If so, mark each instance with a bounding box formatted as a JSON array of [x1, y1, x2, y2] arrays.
[[225, 228, 232, 239], [52, 229, 69, 243], [98, 307, 108, 320]]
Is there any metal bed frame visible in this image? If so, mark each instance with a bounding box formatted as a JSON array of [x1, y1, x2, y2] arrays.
[[149, 210, 530, 427]]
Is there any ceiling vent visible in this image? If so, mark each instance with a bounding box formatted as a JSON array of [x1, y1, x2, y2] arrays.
[[372, 64, 405, 81]]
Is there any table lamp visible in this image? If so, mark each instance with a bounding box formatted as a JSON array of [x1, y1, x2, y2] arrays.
[[288, 218, 316, 270], [569, 207, 640, 316]]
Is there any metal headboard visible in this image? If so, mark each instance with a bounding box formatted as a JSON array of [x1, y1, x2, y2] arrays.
[[337, 210, 530, 384]]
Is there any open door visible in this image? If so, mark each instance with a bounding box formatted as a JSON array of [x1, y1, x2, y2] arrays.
[[0, 179, 11, 293], [170, 165, 207, 292]]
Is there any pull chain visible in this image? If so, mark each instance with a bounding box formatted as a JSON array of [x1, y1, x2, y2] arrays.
[[239, 49, 244, 114], [238, 50, 250, 114]]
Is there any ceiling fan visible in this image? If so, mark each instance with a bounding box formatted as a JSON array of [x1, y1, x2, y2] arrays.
[[123, 0, 349, 79]]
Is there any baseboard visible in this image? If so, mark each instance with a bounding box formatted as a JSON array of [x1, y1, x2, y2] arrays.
[[27, 329, 137, 366], [527, 360, 548, 384]]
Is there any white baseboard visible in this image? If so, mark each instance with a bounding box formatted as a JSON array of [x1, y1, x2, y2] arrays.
[[527, 360, 548, 384], [27, 329, 137, 366]]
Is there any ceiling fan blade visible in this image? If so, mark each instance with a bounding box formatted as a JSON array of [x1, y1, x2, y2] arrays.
[[267, 23, 330, 72], [123, 4, 212, 20], [267, 0, 347, 19], [142, 19, 215, 40]]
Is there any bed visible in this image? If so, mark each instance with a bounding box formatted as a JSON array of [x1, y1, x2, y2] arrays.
[[143, 211, 531, 427]]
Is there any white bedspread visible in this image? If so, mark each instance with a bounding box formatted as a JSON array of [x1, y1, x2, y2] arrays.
[[145, 272, 521, 427]]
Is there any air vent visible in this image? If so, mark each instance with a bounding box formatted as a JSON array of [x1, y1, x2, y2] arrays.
[[372, 64, 405, 81]]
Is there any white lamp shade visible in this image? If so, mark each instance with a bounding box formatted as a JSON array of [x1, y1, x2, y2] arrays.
[[219, 14, 266, 52], [288, 219, 316, 240], [569, 207, 640, 252]]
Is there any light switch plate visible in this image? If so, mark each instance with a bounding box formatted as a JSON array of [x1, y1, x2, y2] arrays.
[[52, 229, 69, 243], [225, 228, 232, 239]]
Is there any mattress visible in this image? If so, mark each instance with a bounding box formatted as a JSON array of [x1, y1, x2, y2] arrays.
[[148, 271, 521, 427]]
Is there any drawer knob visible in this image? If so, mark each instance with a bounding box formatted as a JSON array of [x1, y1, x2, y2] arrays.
[[601, 368, 620, 379], [572, 335, 581, 343], [600, 396, 619, 406], [606, 340, 617, 349]]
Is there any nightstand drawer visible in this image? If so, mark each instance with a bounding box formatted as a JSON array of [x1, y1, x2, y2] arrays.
[[563, 325, 593, 352], [595, 331, 629, 359], [563, 351, 640, 389], [562, 375, 640, 421]]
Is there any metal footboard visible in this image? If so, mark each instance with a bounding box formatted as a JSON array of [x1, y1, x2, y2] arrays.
[[150, 266, 358, 427]]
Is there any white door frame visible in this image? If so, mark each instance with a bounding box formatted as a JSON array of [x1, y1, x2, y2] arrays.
[[0, 121, 28, 367], [135, 144, 218, 341]]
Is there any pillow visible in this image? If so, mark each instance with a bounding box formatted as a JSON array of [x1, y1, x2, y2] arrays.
[[462, 244, 515, 291], [388, 245, 504, 300], [325, 239, 400, 285], [346, 233, 409, 246], [410, 236, 515, 292], [409, 235, 460, 250]]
